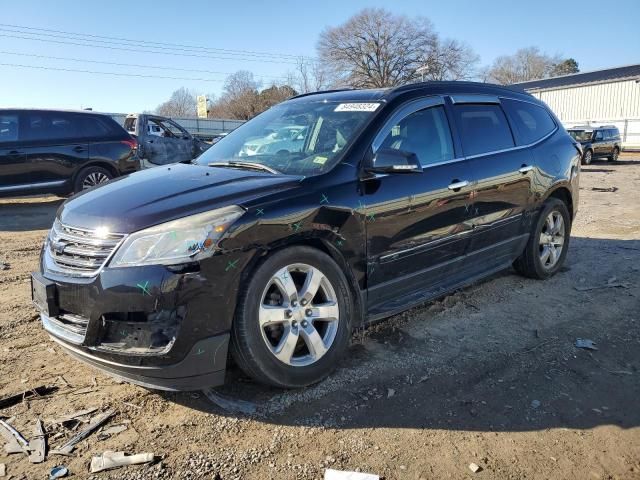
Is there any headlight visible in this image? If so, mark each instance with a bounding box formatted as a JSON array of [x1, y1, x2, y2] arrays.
[[109, 205, 244, 267]]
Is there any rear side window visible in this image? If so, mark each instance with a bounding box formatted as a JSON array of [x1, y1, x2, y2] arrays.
[[377, 106, 454, 166], [452, 104, 514, 156], [78, 115, 114, 138], [502, 99, 556, 145], [0, 114, 19, 143], [22, 112, 81, 142]]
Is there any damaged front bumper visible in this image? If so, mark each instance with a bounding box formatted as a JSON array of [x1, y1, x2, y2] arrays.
[[34, 249, 252, 391]]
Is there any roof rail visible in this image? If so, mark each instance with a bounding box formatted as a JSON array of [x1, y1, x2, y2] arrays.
[[290, 88, 355, 99]]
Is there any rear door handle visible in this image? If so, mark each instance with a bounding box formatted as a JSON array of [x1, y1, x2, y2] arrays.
[[73, 146, 86, 153], [8, 150, 23, 156], [519, 165, 534, 174], [448, 180, 470, 191]]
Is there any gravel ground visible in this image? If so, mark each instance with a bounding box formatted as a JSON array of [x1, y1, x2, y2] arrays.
[[0, 154, 639, 479]]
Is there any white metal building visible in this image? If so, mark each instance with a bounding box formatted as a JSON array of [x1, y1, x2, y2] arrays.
[[514, 64, 640, 149]]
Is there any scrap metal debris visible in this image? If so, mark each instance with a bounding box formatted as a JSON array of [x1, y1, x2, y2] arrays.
[[0, 419, 30, 454], [51, 410, 114, 456], [49, 465, 68, 479], [324, 468, 379, 480], [28, 419, 46, 464], [48, 407, 99, 426], [591, 186, 618, 192], [0, 262, 9, 271], [0, 385, 58, 410], [90, 451, 154, 473], [202, 388, 257, 415], [575, 338, 598, 351], [574, 281, 632, 291]]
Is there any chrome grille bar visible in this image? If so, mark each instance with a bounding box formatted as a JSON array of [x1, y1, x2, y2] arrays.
[[46, 220, 126, 277]]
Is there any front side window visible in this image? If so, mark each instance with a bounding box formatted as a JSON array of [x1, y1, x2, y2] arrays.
[[376, 106, 454, 166], [502, 99, 556, 144], [594, 130, 604, 141], [568, 130, 592, 142], [0, 114, 19, 143], [196, 101, 378, 175], [452, 104, 514, 156]]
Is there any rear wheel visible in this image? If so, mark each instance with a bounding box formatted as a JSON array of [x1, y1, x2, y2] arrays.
[[581, 149, 593, 165], [609, 147, 619, 162], [230, 246, 353, 388], [74, 166, 113, 193], [514, 198, 571, 279]]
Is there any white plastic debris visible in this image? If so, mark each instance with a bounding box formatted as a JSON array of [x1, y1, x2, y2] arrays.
[[324, 468, 379, 480], [90, 451, 154, 473], [469, 462, 482, 473]]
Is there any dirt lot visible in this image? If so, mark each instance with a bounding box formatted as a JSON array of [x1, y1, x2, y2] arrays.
[[1, 155, 639, 480]]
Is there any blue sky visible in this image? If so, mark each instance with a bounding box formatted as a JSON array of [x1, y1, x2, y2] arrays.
[[1, 0, 638, 113]]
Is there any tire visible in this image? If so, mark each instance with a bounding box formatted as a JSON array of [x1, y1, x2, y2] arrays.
[[581, 149, 593, 165], [514, 198, 571, 280], [608, 147, 619, 162], [74, 166, 113, 193], [230, 246, 353, 388]]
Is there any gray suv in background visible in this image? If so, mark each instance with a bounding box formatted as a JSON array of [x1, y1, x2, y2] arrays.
[[568, 125, 621, 164]]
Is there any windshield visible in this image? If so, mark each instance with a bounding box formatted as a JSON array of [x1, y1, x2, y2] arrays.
[[568, 130, 593, 142], [196, 101, 380, 175]]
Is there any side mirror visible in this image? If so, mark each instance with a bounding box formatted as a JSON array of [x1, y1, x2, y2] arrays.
[[367, 148, 423, 174]]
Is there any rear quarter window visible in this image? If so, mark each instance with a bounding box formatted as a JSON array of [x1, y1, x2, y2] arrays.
[[452, 104, 514, 156], [501, 99, 556, 145]]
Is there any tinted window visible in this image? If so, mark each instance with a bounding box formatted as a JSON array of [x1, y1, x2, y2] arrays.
[[0, 114, 19, 143], [377, 106, 454, 166], [502, 99, 556, 144], [594, 130, 604, 141], [452, 104, 514, 156], [23, 112, 81, 141], [79, 116, 113, 137]]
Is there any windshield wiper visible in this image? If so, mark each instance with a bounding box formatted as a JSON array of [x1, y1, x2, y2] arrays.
[[208, 161, 280, 175]]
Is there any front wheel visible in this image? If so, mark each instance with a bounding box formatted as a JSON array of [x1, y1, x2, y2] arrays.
[[514, 198, 571, 279], [581, 149, 593, 165], [230, 246, 353, 388]]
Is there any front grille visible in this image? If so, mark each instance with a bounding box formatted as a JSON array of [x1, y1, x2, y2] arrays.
[[46, 220, 126, 277]]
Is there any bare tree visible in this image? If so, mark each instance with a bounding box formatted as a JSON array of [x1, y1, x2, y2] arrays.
[[208, 71, 297, 120], [484, 47, 571, 85], [419, 38, 480, 81], [291, 57, 330, 93], [318, 8, 440, 88], [155, 87, 197, 117]]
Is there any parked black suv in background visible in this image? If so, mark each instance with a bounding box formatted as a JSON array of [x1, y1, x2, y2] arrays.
[[0, 109, 139, 197], [32, 82, 580, 391], [567, 125, 621, 165]]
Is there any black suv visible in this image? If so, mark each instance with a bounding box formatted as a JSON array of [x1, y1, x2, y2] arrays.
[[567, 125, 621, 165], [32, 82, 580, 390], [0, 109, 139, 197]]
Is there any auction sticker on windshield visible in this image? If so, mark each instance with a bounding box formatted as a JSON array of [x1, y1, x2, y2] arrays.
[[334, 103, 380, 112]]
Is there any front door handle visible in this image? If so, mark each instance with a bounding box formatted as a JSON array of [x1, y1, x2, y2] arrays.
[[448, 180, 470, 191], [8, 150, 23, 156], [519, 165, 534, 174], [73, 146, 86, 153]]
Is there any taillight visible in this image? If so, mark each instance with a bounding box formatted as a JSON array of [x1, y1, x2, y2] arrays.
[[121, 138, 138, 151]]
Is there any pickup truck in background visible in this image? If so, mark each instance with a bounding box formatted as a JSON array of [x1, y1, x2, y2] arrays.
[[124, 113, 210, 168]]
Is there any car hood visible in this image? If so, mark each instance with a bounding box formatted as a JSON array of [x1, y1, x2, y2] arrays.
[[57, 163, 302, 233]]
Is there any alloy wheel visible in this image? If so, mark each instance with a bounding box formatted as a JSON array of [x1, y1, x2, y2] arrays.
[[539, 211, 565, 269], [82, 172, 110, 189], [612, 149, 619, 161], [259, 263, 339, 367], [584, 150, 592, 165]]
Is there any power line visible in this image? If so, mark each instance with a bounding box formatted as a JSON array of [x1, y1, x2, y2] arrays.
[[0, 62, 228, 82], [0, 50, 290, 81], [0, 22, 310, 61]]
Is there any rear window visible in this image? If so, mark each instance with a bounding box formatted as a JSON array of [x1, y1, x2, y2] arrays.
[[452, 104, 514, 156], [79, 115, 116, 137], [0, 114, 19, 143], [502, 99, 556, 144]]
